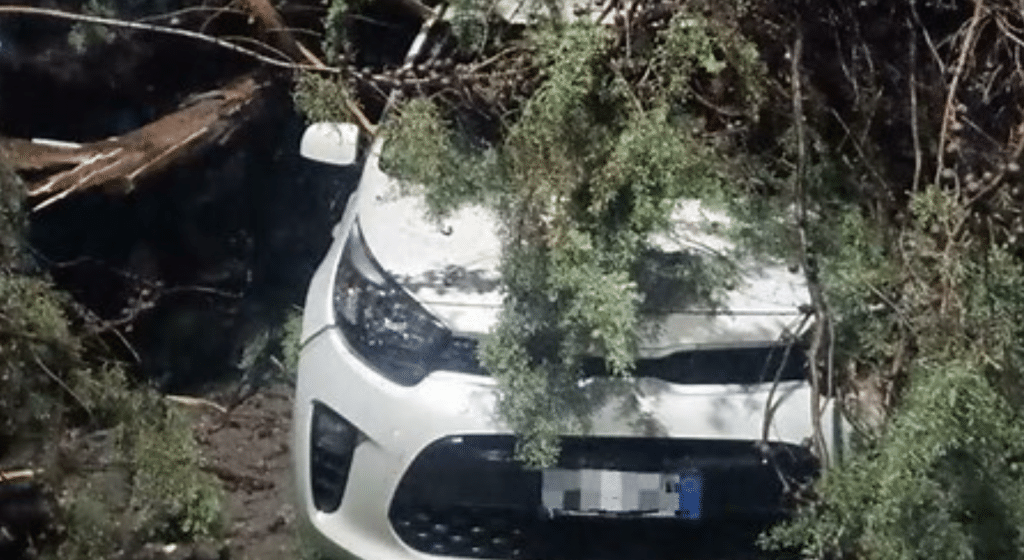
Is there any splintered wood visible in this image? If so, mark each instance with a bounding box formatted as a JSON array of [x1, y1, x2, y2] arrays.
[[0, 74, 265, 211]]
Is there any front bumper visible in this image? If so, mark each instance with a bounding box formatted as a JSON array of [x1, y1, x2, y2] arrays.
[[292, 325, 510, 560], [388, 434, 817, 559], [292, 324, 833, 560]]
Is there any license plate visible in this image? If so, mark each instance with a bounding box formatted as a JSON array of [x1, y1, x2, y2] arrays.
[[541, 469, 702, 519], [675, 469, 703, 520]]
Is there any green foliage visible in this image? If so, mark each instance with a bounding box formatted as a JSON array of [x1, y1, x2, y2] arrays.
[[657, 12, 766, 110], [762, 360, 1024, 560], [383, 22, 746, 465], [123, 398, 223, 541], [449, 0, 490, 54], [51, 387, 223, 560], [0, 258, 81, 445], [2, 162, 221, 556], [292, 72, 358, 124], [322, 0, 351, 65], [0, 162, 24, 266], [763, 184, 1024, 559], [314, 1, 1024, 556], [1, 163, 79, 445], [67, 0, 117, 54], [381, 98, 504, 220], [815, 207, 902, 378], [55, 488, 122, 560]]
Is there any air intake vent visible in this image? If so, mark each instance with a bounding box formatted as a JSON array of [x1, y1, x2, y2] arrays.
[[310, 402, 358, 513]]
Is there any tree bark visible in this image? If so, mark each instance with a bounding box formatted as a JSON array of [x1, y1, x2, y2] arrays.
[[236, 0, 328, 67]]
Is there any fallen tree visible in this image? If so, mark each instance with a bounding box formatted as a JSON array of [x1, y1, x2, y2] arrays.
[[1, 73, 267, 211]]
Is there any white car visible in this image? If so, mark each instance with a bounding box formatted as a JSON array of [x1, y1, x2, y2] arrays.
[[290, 111, 849, 559]]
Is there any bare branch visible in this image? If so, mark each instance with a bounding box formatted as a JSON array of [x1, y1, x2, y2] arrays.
[[909, 15, 923, 192], [235, 0, 328, 68], [933, 0, 988, 192], [166, 394, 228, 415], [31, 352, 93, 423], [0, 5, 337, 74]]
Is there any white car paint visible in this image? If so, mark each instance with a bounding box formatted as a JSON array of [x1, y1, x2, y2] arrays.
[[355, 139, 812, 350], [292, 132, 848, 560]]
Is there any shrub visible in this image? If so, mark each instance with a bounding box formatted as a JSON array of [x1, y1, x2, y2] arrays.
[[2, 161, 222, 557]]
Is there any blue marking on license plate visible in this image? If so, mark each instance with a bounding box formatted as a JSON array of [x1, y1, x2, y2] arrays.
[[675, 470, 702, 520]]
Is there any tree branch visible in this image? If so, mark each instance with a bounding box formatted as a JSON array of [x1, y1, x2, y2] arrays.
[[933, 0, 987, 192], [235, 0, 328, 68], [1, 74, 266, 210], [0, 5, 338, 74], [791, 26, 832, 466]]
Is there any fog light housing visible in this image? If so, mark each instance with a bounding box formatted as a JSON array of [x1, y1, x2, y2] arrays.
[[310, 402, 358, 513]]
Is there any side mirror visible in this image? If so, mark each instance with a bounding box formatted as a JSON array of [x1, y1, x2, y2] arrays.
[[300, 122, 360, 166]]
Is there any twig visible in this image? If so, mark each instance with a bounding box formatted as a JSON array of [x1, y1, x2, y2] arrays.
[[0, 7, 372, 132], [828, 11, 860, 106], [910, 0, 946, 73], [199, 0, 239, 34], [0, 6, 338, 74], [220, 33, 295, 64], [933, 0, 987, 193], [165, 394, 228, 415], [31, 352, 94, 423], [0, 469, 37, 483], [236, 0, 309, 63], [909, 15, 923, 192], [136, 4, 248, 24], [828, 107, 891, 194], [381, 0, 436, 21], [690, 90, 744, 118], [757, 327, 807, 495], [470, 45, 529, 73], [760, 317, 809, 444]]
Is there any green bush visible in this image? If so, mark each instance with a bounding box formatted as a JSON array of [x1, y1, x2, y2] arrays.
[[123, 398, 223, 542], [2, 161, 222, 557], [0, 164, 80, 447], [762, 361, 1024, 560], [762, 186, 1024, 559]]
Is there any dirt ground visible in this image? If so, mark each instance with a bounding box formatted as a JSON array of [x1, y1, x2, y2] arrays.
[[193, 384, 299, 560]]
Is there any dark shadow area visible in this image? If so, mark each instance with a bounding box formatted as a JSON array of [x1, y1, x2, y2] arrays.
[[0, 23, 360, 393], [25, 89, 360, 392]]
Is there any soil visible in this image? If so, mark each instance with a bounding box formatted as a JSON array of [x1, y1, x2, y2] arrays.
[[193, 384, 299, 560]]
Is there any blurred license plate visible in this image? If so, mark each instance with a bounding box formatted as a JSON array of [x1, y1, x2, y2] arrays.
[[541, 469, 702, 519]]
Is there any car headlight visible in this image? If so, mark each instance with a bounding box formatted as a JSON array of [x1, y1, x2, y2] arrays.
[[333, 222, 481, 385]]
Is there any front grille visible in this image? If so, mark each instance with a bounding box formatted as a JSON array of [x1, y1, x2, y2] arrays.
[[389, 505, 534, 558], [583, 344, 808, 384], [435, 342, 807, 386], [389, 435, 818, 559]]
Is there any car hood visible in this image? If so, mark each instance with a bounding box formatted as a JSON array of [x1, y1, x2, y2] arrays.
[[356, 143, 810, 354]]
